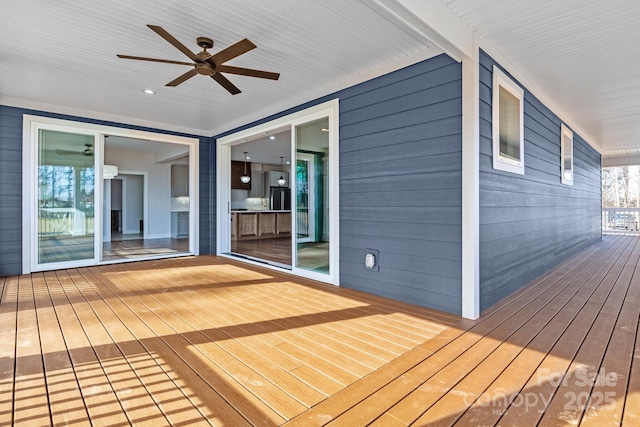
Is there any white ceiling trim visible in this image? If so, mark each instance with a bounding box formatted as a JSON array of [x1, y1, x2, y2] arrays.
[[0, 95, 209, 137]]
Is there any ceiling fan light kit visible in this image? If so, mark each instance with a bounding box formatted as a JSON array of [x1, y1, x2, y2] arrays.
[[118, 25, 280, 95]]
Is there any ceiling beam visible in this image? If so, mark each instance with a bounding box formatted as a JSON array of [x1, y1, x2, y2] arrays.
[[373, 0, 473, 61]]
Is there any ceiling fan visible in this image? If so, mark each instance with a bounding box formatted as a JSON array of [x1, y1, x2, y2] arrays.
[[54, 144, 94, 156], [117, 25, 280, 95]]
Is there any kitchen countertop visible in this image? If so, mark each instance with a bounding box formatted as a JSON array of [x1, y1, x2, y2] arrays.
[[231, 210, 291, 213]]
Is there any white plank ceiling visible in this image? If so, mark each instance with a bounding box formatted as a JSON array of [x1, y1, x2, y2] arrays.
[[442, 0, 640, 154], [1, 0, 638, 156], [0, 0, 442, 136]]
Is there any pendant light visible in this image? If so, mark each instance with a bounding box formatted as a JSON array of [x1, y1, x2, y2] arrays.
[[277, 156, 287, 186], [240, 151, 251, 184]]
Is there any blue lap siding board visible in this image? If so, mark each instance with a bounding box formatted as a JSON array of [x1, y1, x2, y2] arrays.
[[0, 105, 214, 276], [216, 54, 464, 314], [478, 50, 602, 312]]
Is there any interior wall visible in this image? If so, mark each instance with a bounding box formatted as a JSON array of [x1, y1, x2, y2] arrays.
[[104, 149, 170, 238], [478, 50, 602, 312], [121, 174, 143, 234], [111, 179, 122, 210]]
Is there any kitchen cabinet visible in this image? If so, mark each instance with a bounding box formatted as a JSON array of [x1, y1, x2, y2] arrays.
[[231, 211, 291, 241], [234, 212, 258, 240], [249, 171, 264, 197], [171, 164, 189, 197], [259, 213, 277, 237], [231, 160, 252, 190], [277, 212, 291, 235], [171, 212, 189, 238]]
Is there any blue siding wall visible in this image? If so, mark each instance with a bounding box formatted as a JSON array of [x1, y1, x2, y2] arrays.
[[0, 107, 23, 275], [216, 54, 463, 314], [0, 105, 214, 276], [479, 51, 602, 312], [339, 56, 462, 314]]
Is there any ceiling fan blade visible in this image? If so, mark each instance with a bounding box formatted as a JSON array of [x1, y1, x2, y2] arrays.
[[211, 73, 241, 95], [147, 25, 200, 63], [117, 54, 193, 66], [209, 38, 256, 65], [166, 69, 198, 87], [216, 65, 280, 80]]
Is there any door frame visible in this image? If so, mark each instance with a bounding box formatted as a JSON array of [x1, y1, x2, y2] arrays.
[[113, 171, 148, 239], [22, 114, 200, 274], [216, 99, 340, 285], [294, 152, 316, 244]]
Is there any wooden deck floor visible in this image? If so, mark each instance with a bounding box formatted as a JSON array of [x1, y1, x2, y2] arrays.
[[2, 235, 639, 426]]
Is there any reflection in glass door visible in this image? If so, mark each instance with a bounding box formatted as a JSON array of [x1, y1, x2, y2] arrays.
[[296, 153, 315, 244], [293, 117, 330, 274], [37, 129, 96, 266]]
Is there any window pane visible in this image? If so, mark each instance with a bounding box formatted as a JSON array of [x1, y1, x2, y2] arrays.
[[562, 132, 573, 180], [499, 86, 521, 161], [38, 129, 95, 264], [295, 117, 329, 274]]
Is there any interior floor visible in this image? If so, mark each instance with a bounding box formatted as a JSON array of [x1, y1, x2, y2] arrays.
[[38, 236, 190, 263], [103, 237, 189, 261], [230, 238, 329, 272], [110, 232, 144, 241]]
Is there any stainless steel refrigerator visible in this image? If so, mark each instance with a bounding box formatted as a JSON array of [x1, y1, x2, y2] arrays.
[[270, 187, 291, 211]]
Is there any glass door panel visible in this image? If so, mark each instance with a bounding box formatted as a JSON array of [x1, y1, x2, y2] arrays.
[[37, 129, 96, 265], [293, 117, 329, 274], [296, 154, 315, 243]]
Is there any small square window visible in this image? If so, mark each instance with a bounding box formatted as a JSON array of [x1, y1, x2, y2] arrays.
[[492, 66, 525, 174], [561, 123, 573, 185]]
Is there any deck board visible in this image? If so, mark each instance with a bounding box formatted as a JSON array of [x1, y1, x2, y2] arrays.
[[3, 235, 640, 425]]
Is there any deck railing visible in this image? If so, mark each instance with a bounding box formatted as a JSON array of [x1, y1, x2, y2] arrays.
[[602, 207, 640, 235], [39, 208, 93, 236]]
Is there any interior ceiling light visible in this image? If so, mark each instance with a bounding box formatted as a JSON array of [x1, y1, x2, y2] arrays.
[[269, 135, 276, 140], [321, 128, 329, 132], [240, 151, 251, 184], [143, 89, 155, 94], [277, 156, 287, 186]]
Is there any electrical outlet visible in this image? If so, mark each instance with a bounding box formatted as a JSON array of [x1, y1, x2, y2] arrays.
[[365, 249, 379, 272]]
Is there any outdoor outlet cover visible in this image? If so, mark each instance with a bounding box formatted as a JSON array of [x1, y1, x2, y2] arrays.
[[365, 249, 379, 271]]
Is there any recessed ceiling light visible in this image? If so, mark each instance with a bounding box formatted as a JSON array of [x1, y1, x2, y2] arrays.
[[246, 156, 251, 160], [143, 89, 155, 95], [269, 135, 275, 140], [286, 161, 290, 164], [320, 128, 329, 132]]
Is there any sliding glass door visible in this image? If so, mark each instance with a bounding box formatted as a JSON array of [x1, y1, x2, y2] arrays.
[[293, 117, 330, 275], [36, 128, 98, 268]]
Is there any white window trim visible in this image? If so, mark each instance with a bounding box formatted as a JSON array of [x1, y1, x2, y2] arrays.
[[492, 65, 525, 175], [561, 123, 574, 186]]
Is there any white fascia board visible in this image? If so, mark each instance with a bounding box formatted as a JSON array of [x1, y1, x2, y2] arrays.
[[602, 156, 640, 167]]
